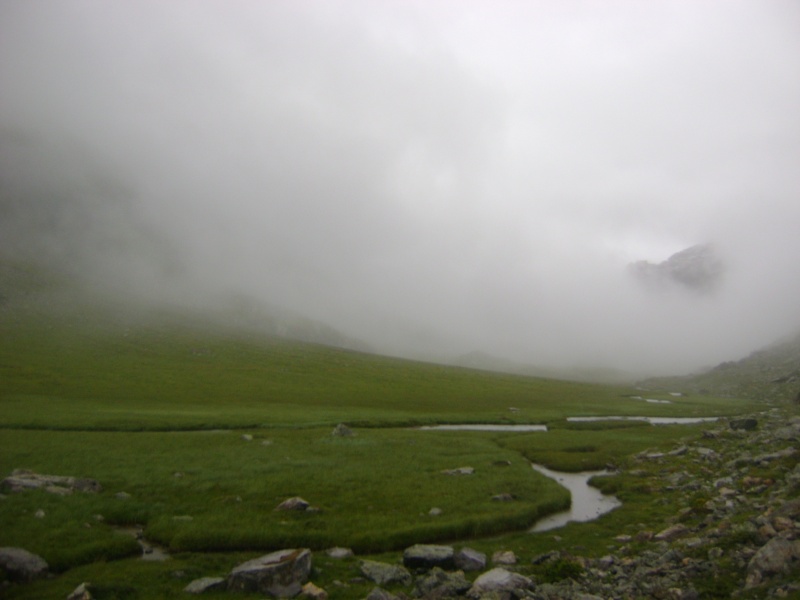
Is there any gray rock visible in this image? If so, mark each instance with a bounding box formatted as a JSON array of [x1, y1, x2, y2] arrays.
[[746, 537, 800, 586], [454, 547, 486, 572], [66, 582, 93, 600], [0, 547, 49, 582], [183, 577, 226, 594], [413, 567, 470, 599], [332, 423, 355, 437], [227, 548, 312, 597], [325, 547, 353, 559], [730, 418, 758, 431], [0, 470, 101, 495], [301, 581, 328, 600], [359, 560, 413, 587], [491, 550, 517, 565], [276, 497, 311, 511], [365, 587, 403, 600], [441, 467, 474, 476], [491, 493, 515, 502], [467, 568, 533, 599], [403, 544, 455, 571]]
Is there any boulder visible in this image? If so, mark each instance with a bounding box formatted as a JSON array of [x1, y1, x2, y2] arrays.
[[183, 577, 226, 594], [413, 567, 471, 598], [467, 568, 534, 599], [402, 544, 455, 571], [746, 537, 800, 587], [359, 560, 412, 587], [0, 547, 49, 582], [454, 547, 486, 572], [227, 548, 311, 597]]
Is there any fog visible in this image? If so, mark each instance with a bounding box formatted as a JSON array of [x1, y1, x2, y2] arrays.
[[2, 1, 799, 376]]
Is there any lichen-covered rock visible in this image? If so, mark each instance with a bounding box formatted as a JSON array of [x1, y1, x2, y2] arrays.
[[359, 560, 412, 587], [413, 567, 470, 598], [227, 549, 311, 597]]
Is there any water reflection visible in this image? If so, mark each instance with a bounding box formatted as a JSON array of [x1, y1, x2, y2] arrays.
[[419, 424, 548, 432], [567, 416, 718, 425], [529, 464, 621, 532]]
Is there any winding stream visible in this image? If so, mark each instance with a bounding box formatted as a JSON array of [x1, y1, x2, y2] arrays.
[[529, 464, 621, 532]]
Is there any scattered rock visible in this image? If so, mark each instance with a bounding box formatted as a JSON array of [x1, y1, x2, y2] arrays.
[[414, 567, 470, 599], [441, 467, 474, 476], [183, 577, 226, 594], [0, 547, 49, 582], [654, 524, 690, 542], [491, 493, 515, 502], [301, 581, 328, 600], [227, 548, 312, 597], [325, 547, 353, 559], [365, 587, 403, 600], [491, 550, 517, 565], [276, 497, 311, 512], [454, 547, 486, 572], [332, 423, 355, 437], [403, 544, 455, 571], [730, 418, 758, 431], [467, 568, 533, 599], [746, 537, 800, 588], [359, 560, 412, 587], [66, 582, 94, 600], [0, 470, 102, 495]]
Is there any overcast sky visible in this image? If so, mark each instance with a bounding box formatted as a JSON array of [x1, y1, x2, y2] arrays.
[[1, 1, 799, 375]]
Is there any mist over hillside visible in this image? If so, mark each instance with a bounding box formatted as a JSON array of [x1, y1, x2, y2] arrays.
[[2, 2, 799, 377]]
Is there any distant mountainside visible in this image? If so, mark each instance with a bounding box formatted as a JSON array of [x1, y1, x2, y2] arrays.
[[629, 243, 724, 293], [452, 351, 637, 384], [640, 331, 800, 403], [0, 258, 370, 353]]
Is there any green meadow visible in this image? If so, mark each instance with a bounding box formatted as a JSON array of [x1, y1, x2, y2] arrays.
[[0, 273, 761, 598]]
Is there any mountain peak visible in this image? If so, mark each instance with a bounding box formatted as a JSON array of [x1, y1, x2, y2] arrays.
[[628, 243, 724, 293]]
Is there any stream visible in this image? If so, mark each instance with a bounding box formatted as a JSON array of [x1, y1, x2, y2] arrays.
[[528, 463, 621, 532]]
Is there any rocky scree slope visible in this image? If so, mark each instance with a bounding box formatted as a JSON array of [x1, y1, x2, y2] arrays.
[[641, 331, 800, 404]]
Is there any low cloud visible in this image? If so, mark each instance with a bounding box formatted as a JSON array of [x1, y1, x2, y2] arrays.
[[2, 1, 799, 376]]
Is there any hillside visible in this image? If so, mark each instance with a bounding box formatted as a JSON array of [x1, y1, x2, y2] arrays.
[[640, 331, 800, 403]]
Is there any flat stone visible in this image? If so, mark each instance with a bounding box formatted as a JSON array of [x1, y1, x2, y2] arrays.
[[183, 577, 226, 594], [403, 544, 455, 571]]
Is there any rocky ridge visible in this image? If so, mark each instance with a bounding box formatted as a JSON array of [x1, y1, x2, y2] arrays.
[[628, 243, 724, 293]]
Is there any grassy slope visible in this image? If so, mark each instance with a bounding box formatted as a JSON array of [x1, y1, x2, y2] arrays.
[[0, 260, 764, 598]]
